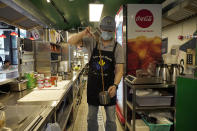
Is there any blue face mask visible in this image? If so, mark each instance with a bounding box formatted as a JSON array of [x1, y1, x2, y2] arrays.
[[101, 31, 113, 40]]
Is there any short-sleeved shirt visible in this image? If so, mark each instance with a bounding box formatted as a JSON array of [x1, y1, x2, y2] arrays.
[[82, 37, 124, 64]]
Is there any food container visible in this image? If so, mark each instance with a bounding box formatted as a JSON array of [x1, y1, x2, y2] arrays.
[[99, 91, 110, 105], [143, 117, 173, 131], [10, 80, 27, 92], [135, 95, 173, 107]]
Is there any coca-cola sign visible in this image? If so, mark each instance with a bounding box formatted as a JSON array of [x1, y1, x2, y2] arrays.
[[135, 9, 154, 28]]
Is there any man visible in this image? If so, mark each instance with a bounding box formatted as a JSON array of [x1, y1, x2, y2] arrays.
[[68, 16, 124, 131], [2, 60, 11, 70]]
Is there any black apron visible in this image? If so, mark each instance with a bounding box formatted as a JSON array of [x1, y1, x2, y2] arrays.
[[87, 42, 117, 106]]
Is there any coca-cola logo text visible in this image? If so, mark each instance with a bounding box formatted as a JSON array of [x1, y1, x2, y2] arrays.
[[135, 9, 154, 28]]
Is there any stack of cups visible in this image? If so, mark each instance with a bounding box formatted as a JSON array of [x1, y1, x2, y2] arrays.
[[37, 74, 45, 89], [44, 77, 51, 88]]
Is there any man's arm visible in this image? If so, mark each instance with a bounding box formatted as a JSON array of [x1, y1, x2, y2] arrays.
[[108, 64, 124, 98], [114, 64, 124, 85], [68, 27, 91, 46]]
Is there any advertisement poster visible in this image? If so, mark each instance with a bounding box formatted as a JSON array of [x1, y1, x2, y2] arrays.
[[127, 4, 162, 76]]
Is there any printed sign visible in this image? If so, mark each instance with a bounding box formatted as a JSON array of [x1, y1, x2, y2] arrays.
[[127, 4, 162, 76]]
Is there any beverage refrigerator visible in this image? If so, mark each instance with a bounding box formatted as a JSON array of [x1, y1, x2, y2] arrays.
[[115, 4, 162, 125]]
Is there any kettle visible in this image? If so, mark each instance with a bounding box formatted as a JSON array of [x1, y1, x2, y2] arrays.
[[159, 64, 170, 82], [155, 63, 161, 77], [171, 64, 184, 82]]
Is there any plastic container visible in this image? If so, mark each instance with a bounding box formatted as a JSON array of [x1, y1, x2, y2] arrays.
[[136, 95, 173, 107], [143, 118, 173, 131]]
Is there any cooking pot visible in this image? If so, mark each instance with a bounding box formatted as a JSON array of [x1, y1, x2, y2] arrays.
[[99, 91, 110, 105]]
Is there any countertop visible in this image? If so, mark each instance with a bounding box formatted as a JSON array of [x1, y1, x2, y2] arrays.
[[0, 71, 19, 86], [0, 66, 86, 130]]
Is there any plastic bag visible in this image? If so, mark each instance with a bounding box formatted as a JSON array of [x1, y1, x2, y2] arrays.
[[45, 123, 61, 131]]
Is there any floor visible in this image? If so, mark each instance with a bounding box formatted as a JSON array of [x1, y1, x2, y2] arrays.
[[70, 85, 124, 131]]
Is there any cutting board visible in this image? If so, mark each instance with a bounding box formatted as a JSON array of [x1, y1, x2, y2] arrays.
[[18, 89, 65, 102]]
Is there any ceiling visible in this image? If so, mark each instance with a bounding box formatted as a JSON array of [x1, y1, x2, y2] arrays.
[[0, 0, 166, 30], [28, 0, 165, 30]]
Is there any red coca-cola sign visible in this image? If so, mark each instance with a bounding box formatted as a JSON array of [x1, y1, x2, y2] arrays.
[[135, 9, 154, 28]]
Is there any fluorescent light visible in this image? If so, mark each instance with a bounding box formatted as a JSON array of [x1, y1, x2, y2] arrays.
[[47, 0, 51, 3], [89, 4, 103, 22]]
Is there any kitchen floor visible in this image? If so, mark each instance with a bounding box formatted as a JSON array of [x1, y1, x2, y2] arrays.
[[71, 85, 124, 131]]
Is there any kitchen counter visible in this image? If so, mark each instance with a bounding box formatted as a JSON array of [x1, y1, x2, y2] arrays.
[[0, 71, 19, 86], [0, 66, 86, 130]]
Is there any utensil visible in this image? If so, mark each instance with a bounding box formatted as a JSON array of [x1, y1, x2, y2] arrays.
[[171, 64, 184, 82], [159, 64, 170, 82], [99, 91, 110, 105], [155, 63, 161, 77], [97, 40, 110, 105]]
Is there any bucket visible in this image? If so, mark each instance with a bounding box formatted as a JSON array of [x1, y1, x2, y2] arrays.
[[99, 91, 110, 105]]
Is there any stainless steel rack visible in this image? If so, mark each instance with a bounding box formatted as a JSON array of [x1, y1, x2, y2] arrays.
[[124, 78, 176, 131]]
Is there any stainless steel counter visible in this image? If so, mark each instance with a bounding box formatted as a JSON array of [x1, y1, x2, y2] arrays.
[[0, 71, 18, 86], [0, 66, 86, 130]]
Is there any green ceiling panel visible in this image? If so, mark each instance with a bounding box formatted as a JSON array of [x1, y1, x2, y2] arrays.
[[28, 0, 165, 30]]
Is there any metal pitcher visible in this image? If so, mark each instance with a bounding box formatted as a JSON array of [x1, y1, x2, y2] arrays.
[[159, 64, 170, 81], [155, 63, 161, 77], [171, 64, 184, 82], [99, 91, 110, 105]]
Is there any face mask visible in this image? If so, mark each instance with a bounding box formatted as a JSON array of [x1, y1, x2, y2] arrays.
[[101, 31, 113, 40]]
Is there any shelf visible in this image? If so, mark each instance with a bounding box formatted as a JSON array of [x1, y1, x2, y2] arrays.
[[60, 103, 73, 130], [126, 100, 175, 111], [125, 81, 175, 89], [51, 60, 60, 63], [23, 51, 34, 55], [22, 59, 34, 62], [126, 121, 132, 131]]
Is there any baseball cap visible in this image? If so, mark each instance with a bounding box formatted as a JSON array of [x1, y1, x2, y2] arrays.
[[99, 16, 116, 32]]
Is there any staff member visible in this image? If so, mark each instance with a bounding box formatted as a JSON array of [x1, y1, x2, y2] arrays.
[[68, 16, 124, 131]]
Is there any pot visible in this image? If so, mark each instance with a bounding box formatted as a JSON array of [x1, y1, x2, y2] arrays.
[[99, 91, 110, 105]]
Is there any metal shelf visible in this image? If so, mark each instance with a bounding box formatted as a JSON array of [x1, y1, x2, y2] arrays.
[[61, 103, 73, 130], [125, 81, 175, 89], [126, 100, 175, 111], [22, 59, 34, 62]]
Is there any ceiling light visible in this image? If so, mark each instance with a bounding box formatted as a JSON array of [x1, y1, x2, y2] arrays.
[[47, 0, 51, 3], [89, 3, 103, 22], [29, 37, 34, 40], [0, 34, 6, 38]]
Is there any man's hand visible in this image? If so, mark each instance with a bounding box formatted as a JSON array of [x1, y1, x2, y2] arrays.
[[82, 27, 92, 37], [108, 85, 117, 98]]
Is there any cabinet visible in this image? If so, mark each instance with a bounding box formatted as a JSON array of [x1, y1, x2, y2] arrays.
[[124, 76, 176, 131]]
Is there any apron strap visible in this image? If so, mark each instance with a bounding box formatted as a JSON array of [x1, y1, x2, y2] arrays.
[[113, 42, 118, 54]]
